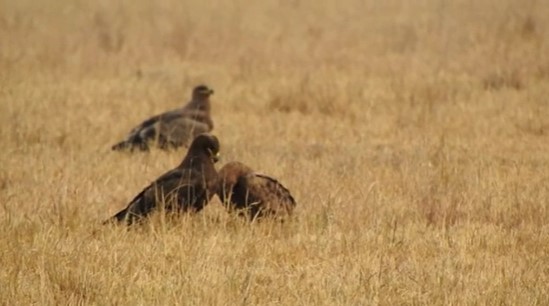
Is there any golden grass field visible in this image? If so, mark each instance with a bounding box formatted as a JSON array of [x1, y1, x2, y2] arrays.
[[1, 0, 549, 304]]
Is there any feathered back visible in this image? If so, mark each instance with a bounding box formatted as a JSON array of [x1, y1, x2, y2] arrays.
[[111, 85, 215, 151], [249, 173, 297, 212], [217, 161, 296, 220]]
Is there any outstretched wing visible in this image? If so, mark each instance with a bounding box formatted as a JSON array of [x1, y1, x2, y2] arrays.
[[215, 161, 295, 220], [107, 168, 209, 224], [248, 173, 297, 213], [225, 172, 296, 220]]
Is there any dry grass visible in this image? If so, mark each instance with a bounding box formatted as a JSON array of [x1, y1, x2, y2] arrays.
[[1, 0, 549, 304]]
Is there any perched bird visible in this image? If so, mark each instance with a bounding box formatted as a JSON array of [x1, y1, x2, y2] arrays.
[[216, 161, 296, 221], [112, 85, 214, 151], [107, 133, 220, 225]]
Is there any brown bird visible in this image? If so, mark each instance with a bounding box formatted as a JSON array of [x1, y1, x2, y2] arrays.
[[216, 161, 296, 221], [107, 133, 220, 225], [112, 85, 214, 151]]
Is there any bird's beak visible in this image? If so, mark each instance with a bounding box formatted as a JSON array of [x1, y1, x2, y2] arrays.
[[212, 151, 220, 163], [208, 89, 214, 95]]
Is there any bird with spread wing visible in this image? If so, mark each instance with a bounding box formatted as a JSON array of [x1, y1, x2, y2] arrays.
[[107, 133, 220, 225]]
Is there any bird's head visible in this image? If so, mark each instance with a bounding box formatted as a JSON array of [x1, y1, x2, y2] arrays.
[[192, 85, 214, 100], [189, 133, 220, 163]]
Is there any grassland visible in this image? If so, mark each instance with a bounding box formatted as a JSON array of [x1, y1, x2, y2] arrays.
[[1, 0, 549, 304]]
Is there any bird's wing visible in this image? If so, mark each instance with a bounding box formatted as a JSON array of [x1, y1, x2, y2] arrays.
[[180, 109, 214, 130], [126, 108, 183, 139], [158, 117, 210, 147], [112, 109, 191, 151], [247, 173, 297, 212], [109, 168, 213, 224]]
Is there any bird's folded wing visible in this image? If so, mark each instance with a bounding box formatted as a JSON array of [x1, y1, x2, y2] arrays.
[[126, 108, 183, 137]]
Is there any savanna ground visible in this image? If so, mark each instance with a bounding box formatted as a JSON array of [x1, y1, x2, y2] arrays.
[[1, 0, 549, 304]]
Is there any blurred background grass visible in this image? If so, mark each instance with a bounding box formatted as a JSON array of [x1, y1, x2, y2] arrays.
[[1, 0, 548, 304]]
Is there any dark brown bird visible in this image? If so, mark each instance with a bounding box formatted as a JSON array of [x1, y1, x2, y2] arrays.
[[107, 133, 220, 225], [216, 161, 296, 221], [112, 85, 214, 151]]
